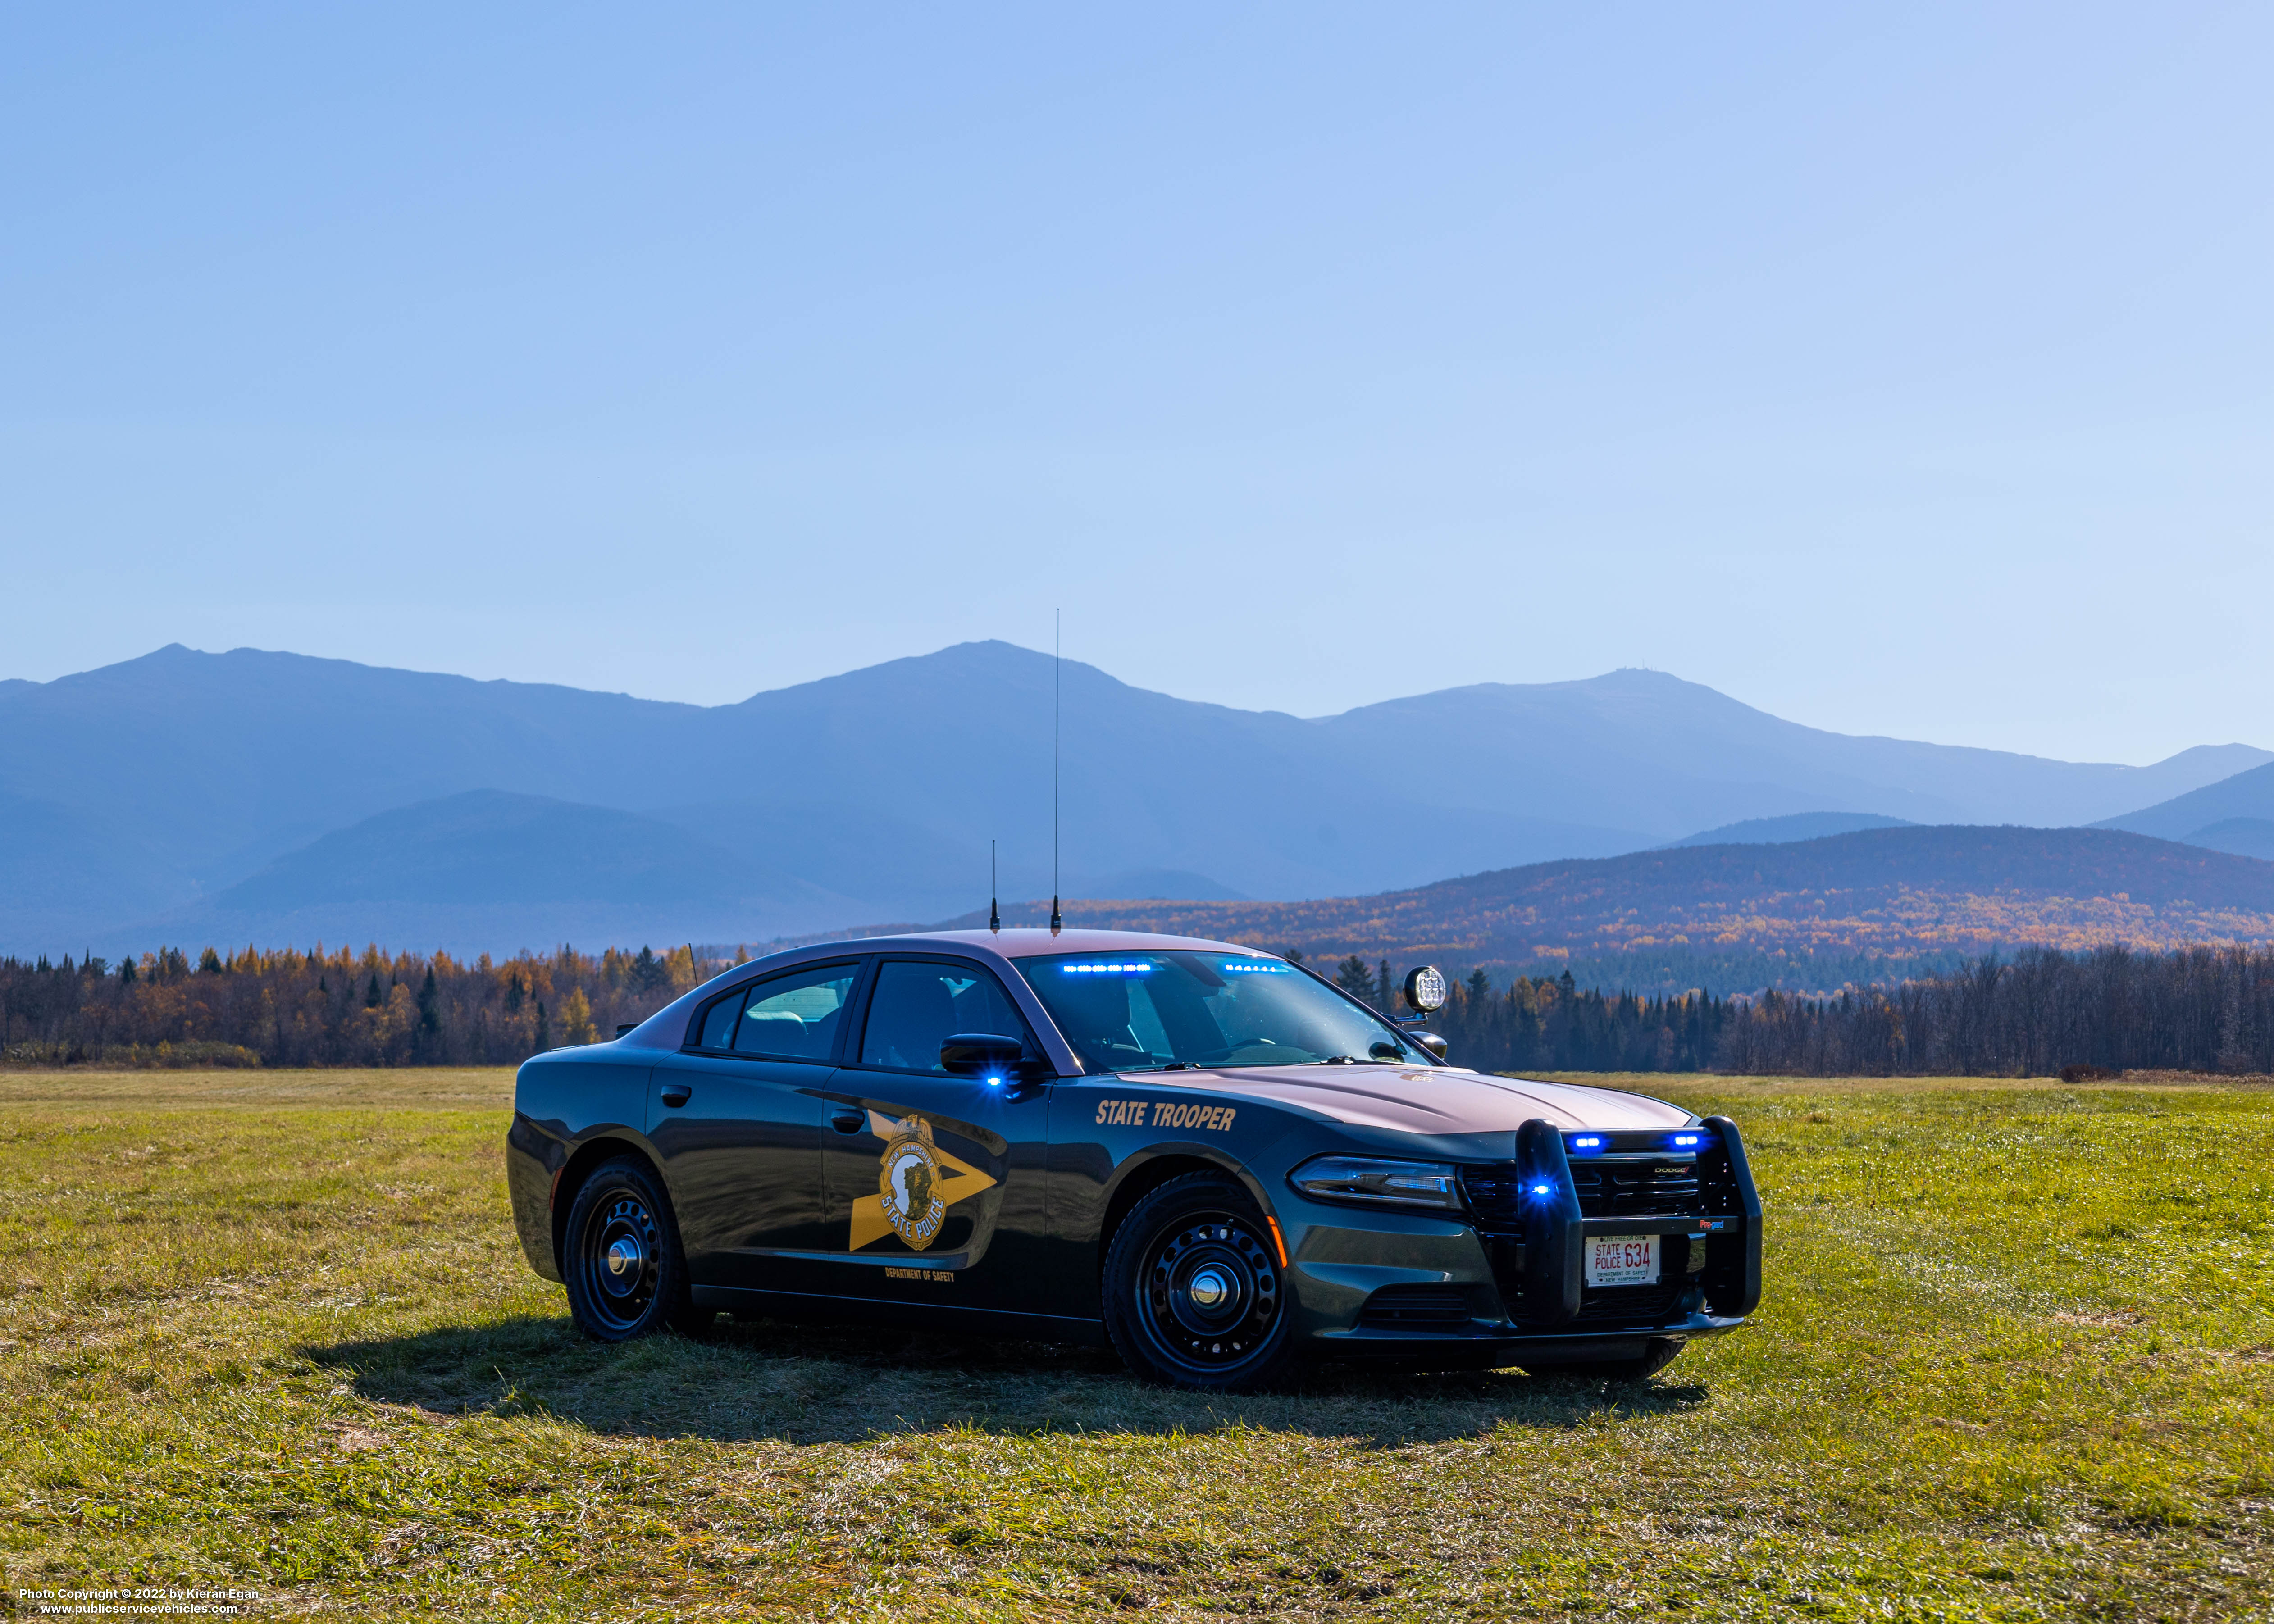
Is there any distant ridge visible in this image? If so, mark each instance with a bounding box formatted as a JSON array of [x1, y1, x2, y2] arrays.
[[940, 826, 2274, 975], [1660, 811, 1914, 848], [2098, 761, 2274, 855]]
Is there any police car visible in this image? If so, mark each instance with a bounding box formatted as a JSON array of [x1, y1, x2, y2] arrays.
[[506, 929, 1761, 1389]]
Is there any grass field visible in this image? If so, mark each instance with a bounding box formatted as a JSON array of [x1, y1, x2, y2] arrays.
[[2, 1068, 2271, 1621]]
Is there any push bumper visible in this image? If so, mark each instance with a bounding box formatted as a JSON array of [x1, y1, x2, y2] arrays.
[[1279, 1112, 1764, 1365]]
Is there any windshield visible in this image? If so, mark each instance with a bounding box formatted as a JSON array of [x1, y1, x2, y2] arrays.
[[1012, 951, 1431, 1073]]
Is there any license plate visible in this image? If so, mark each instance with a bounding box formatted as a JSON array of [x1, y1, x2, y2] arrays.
[[1586, 1234, 1659, 1286]]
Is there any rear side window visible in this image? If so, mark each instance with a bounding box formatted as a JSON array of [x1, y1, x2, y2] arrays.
[[859, 960, 1034, 1074], [697, 990, 746, 1051], [732, 963, 860, 1060]]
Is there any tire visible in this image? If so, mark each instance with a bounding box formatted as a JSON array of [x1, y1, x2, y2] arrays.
[[1103, 1172, 1297, 1391], [1521, 1337, 1685, 1382], [561, 1156, 711, 1341]]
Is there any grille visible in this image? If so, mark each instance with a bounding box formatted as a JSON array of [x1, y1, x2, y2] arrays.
[[1459, 1156, 1704, 1225], [1458, 1166, 1529, 1232], [1359, 1284, 1473, 1327], [1569, 1158, 1702, 1218]]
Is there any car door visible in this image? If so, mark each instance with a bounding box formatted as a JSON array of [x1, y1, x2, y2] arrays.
[[815, 955, 1054, 1315], [647, 958, 865, 1296]]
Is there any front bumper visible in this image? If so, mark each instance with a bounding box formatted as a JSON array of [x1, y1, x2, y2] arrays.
[[1279, 1112, 1764, 1363], [1284, 1215, 1752, 1356]]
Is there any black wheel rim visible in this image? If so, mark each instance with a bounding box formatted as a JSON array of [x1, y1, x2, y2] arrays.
[[1135, 1210, 1281, 1373], [578, 1185, 662, 1333]]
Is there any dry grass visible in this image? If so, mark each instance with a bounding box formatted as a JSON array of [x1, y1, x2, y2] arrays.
[[2, 1072, 2271, 1619], [0, 1066, 514, 1110]]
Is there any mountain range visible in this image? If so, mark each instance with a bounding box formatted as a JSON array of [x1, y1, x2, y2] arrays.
[[957, 826, 2274, 993], [3, 641, 2271, 957]]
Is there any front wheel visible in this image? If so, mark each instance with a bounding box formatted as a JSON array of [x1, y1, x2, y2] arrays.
[[561, 1156, 711, 1341], [1103, 1173, 1297, 1391]]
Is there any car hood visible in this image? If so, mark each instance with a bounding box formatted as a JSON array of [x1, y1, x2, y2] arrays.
[[1116, 1064, 1692, 1135]]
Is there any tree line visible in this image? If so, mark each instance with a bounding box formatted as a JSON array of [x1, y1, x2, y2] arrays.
[[0, 943, 719, 1069], [1322, 944, 2274, 1077], [1322, 954, 1730, 1074], [4, 939, 2268, 1076]]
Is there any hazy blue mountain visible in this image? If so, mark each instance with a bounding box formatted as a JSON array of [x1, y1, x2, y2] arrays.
[[136, 791, 866, 956], [2182, 818, 2274, 861], [1318, 669, 2270, 832], [1079, 868, 1247, 901], [4, 640, 2269, 955], [2096, 762, 2274, 845], [1662, 812, 1916, 848], [0, 791, 191, 953]]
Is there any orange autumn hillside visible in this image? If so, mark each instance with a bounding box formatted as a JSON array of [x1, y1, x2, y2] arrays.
[[966, 827, 2274, 974]]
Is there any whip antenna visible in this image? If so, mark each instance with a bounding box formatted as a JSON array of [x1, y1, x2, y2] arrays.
[[1050, 610, 1062, 936], [990, 838, 1000, 934]]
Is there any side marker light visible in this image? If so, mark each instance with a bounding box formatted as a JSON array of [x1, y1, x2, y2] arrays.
[[1264, 1215, 1289, 1269]]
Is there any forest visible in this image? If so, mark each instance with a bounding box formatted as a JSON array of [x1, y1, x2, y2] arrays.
[[0, 943, 716, 1069], [1, 940, 2269, 1078], [1323, 944, 2274, 1077]]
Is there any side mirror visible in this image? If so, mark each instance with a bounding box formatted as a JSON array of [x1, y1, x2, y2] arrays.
[[1410, 1031, 1449, 1061], [940, 1032, 1028, 1082]]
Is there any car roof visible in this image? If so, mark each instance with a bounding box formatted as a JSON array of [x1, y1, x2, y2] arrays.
[[822, 927, 1270, 960]]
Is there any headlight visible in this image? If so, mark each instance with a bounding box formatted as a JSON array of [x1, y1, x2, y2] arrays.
[[1289, 1155, 1463, 1210]]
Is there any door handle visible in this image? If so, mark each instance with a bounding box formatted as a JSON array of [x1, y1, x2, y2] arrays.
[[660, 1085, 693, 1109], [829, 1110, 866, 1134]]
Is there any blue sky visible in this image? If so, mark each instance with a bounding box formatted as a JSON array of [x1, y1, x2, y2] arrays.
[[5, 4, 2269, 762]]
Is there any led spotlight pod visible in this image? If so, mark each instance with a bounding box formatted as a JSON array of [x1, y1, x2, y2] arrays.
[[1404, 964, 1449, 1012]]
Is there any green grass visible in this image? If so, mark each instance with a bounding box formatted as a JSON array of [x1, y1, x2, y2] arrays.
[[3, 1070, 2272, 1620]]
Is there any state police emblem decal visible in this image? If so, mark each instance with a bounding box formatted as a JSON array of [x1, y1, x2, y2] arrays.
[[877, 1117, 948, 1249], [846, 1110, 998, 1254]]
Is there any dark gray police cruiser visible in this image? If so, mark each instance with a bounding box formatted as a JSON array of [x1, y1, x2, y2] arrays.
[[506, 929, 1761, 1389]]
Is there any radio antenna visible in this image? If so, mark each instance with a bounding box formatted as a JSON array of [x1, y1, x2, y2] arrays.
[[989, 838, 1000, 934], [1049, 610, 1062, 936]]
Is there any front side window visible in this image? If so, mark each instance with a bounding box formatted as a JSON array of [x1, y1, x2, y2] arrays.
[[697, 962, 858, 1060], [1014, 951, 1427, 1073], [859, 960, 1034, 1074]]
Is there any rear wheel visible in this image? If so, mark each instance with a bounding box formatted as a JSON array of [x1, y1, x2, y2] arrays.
[[1103, 1173, 1296, 1391], [561, 1156, 711, 1341], [1521, 1337, 1685, 1382]]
